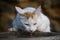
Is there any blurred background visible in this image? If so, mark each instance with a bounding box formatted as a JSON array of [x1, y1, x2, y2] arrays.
[[0, 0, 60, 32]]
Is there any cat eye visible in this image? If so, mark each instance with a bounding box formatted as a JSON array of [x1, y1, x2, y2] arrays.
[[34, 23, 37, 25], [25, 23, 37, 26], [25, 24, 29, 26]]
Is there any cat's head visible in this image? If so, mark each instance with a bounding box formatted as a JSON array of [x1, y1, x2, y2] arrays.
[[15, 6, 41, 33]]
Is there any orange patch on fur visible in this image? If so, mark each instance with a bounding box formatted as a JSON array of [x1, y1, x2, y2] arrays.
[[23, 12, 35, 19]]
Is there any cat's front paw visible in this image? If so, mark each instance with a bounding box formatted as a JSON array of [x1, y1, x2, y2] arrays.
[[8, 28, 17, 32]]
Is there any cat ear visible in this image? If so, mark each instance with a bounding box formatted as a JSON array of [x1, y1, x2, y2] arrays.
[[35, 6, 42, 16], [15, 6, 25, 14]]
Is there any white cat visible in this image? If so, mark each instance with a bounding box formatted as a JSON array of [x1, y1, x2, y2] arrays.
[[9, 6, 51, 32]]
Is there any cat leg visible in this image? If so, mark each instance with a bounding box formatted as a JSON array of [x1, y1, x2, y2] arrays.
[[37, 22, 51, 32], [8, 27, 17, 32]]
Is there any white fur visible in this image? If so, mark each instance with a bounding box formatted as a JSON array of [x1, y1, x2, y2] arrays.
[[10, 6, 51, 32], [8, 28, 17, 31]]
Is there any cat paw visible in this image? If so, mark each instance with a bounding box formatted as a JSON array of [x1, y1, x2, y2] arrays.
[[8, 28, 17, 32]]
